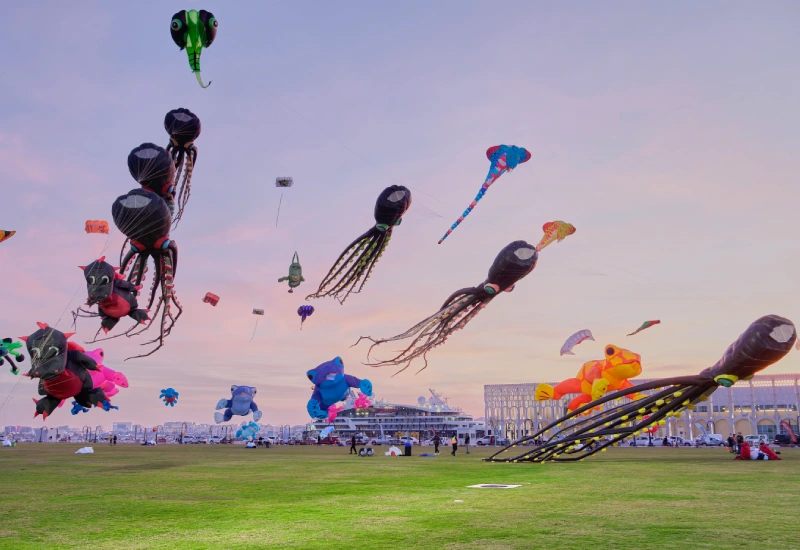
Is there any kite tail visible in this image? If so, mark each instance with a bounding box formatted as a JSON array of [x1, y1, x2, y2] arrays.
[[438, 163, 506, 244]]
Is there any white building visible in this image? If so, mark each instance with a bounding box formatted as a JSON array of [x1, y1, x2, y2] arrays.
[[485, 373, 800, 441], [311, 389, 483, 442]]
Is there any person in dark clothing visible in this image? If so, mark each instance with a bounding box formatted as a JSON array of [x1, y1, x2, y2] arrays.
[[451, 434, 458, 456], [736, 433, 744, 455], [464, 433, 471, 454], [113, 435, 117, 445], [727, 434, 735, 453], [317, 435, 321, 445], [350, 434, 357, 454], [433, 434, 440, 455]]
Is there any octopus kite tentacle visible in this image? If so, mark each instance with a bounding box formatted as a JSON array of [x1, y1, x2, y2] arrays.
[[306, 185, 411, 304], [486, 314, 796, 463], [353, 240, 539, 375]]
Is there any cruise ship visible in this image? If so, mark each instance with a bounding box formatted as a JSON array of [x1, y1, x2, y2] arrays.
[[310, 389, 483, 441]]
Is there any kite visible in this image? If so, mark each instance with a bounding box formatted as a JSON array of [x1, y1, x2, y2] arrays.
[[170, 10, 218, 88], [306, 356, 373, 421], [438, 145, 530, 244], [72, 256, 150, 338], [320, 426, 335, 439], [214, 385, 263, 424], [20, 323, 116, 420], [487, 314, 795, 463], [628, 320, 661, 336], [82, 348, 128, 399], [536, 221, 576, 252], [85, 221, 110, 235], [128, 143, 177, 217], [0, 338, 24, 375], [164, 108, 201, 226], [250, 309, 265, 342], [306, 185, 411, 304], [354, 240, 538, 374], [275, 177, 293, 227], [298, 305, 314, 329], [112, 188, 182, 359], [0, 230, 14, 243], [160, 388, 179, 406], [278, 252, 304, 293], [236, 421, 260, 441], [535, 345, 643, 414], [203, 292, 219, 306], [560, 329, 594, 356]]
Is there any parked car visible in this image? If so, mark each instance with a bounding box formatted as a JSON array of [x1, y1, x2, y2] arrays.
[[181, 435, 196, 444], [209, 437, 222, 444], [695, 434, 725, 447], [629, 436, 654, 446], [368, 437, 392, 445], [667, 436, 694, 447], [399, 436, 419, 445], [774, 434, 797, 446], [744, 434, 769, 446]]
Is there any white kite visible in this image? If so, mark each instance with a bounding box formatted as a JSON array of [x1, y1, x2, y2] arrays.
[[560, 329, 594, 356]]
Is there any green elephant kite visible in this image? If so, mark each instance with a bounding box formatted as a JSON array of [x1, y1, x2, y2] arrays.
[[170, 10, 218, 88]]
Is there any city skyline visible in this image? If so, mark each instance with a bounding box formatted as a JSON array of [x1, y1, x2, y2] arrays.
[[2, 2, 800, 427]]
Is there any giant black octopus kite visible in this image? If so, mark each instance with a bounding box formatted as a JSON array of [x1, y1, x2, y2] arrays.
[[306, 185, 411, 304], [75, 189, 182, 360], [354, 240, 539, 375], [486, 314, 796, 463]]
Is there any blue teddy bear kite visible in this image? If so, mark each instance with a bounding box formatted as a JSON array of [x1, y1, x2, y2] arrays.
[[306, 356, 373, 420], [214, 385, 263, 424]]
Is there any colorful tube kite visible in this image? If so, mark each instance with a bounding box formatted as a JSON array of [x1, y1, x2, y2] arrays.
[[438, 145, 530, 244], [628, 320, 661, 336], [487, 314, 795, 463]]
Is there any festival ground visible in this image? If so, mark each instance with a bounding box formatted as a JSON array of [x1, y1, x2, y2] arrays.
[[1, 445, 798, 549]]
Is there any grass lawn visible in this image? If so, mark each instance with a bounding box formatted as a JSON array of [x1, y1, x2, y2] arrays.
[[0, 443, 798, 549]]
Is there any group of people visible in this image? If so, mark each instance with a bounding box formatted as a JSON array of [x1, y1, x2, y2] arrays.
[[347, 433, 473, 456], [726, 433, 781, 461]]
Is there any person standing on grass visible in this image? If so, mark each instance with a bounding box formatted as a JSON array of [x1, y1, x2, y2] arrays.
[[451, 433, 458, 456], [727, 434, 735, 453], [465, 433, 471, 454], [350, 434, 357, 455], [736, 433, 744, 455], [113, 435, 117, 445], [317, 435, 321, 446], [433, 434, 440, 455]]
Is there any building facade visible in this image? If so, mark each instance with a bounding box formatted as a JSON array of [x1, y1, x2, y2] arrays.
[[485, 373, 800, 441]]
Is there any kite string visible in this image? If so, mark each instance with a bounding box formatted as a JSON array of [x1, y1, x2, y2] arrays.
[[249, 317, 260, 342], [276, 192, 283, 227]]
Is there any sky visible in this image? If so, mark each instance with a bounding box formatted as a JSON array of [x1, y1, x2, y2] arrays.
[[1, 1, 799, 428]]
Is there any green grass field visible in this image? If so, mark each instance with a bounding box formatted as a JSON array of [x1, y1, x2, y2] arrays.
[[1, 444, 798, 549]]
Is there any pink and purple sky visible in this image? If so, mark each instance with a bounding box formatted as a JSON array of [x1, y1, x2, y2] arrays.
[[1, 2, 799, 428]]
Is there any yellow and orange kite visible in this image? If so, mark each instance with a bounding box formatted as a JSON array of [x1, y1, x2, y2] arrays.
[[536, 221, 575, 251]]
